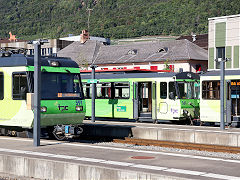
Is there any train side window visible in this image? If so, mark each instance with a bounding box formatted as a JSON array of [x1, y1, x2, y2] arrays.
[[96, 83, 111, 99], [0, 73, 3, 100], [169, 82, 176, 99], [12, 73, 28, 100], [160, 82, 167, 99], [83, 83, 91, 99], [114, 82, 130, 99], [202, 81, 220, 100]]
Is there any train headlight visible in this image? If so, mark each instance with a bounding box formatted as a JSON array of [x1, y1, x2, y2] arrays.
[[76, 106, 83, 111], [41, 106, 47, 112], [49, 61, 59, 67], [183, 110, 188, 115]]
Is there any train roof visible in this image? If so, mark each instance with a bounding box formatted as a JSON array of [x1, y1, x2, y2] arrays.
[[81, 71, 199, 80], [0, 54, 79, 68], [201, 70, 240, 76]]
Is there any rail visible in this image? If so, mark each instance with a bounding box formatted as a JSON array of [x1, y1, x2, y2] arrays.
[[113, 138, 240, 154]]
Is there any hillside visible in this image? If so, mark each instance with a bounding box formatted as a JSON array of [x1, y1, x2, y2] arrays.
[[0, 0, 239, 40]]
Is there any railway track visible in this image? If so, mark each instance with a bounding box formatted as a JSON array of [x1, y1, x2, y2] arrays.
[[113, 138, 240, 154]]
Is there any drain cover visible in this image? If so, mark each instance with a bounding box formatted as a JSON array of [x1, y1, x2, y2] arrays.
[[131, 156, 155, 159]]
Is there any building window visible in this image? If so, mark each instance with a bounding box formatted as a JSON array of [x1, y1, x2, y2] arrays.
[[216, 47, 225, 69], [202, 81, 220, 99], [127, 49, 137, 55], [196, 64, 201, 72], [0, 73, 3, 100], [48, 48, 53, 55], [12, 73, 28, 100], [160, 82, 167, 99]]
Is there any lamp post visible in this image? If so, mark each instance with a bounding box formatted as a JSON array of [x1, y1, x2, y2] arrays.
[[90, 64, 98, 123], [28, 39, 48, 146], [216, 57, 230, 130]]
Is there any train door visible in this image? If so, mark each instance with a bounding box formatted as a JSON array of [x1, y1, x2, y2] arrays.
[[226, 80, 231, 123], [152, 81, 157, 121], [229, 80, 240, 124], [136, 82, 152, 120], [133, 82, 139, 120], [157, 81, 168, 120]]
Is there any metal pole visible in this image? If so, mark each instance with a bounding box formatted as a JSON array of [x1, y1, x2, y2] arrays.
[[220, 59, 225, 130], [33, 42, 41, 146], [91, 65, 96, 122]]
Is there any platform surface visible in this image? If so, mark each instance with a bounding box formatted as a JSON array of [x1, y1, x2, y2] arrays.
[[0, 136, 240, 180]]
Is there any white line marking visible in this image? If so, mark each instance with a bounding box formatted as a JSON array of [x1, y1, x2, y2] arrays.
[[102, 161, 133, 166], [74, 157, 104, 163], [164, 168, 205, 176], [0, 147, 239, 180], [132, 164, 167, 171], [201, 173, 240, 180]]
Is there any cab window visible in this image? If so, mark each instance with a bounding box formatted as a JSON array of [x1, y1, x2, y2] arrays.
[[12, 72, 28, 100], [160, 82, 167, 99]]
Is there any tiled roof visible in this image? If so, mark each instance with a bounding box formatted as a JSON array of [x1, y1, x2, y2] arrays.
[[176, 34, 208, 50], [57, 39, 208, 66]]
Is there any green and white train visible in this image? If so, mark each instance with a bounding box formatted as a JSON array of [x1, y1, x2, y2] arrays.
[[81, 71, 200, 123], [0, 50, 86, 140], [200, 70, 240, 126]]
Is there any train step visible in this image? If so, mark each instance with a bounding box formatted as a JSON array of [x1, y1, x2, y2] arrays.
[[139, 112, 152, 118]]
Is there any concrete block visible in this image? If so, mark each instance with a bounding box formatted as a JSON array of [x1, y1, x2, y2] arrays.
[[238, 134, 240, 147], [157, 129, 195, 143], [80, 165, 118, 180], [132, 127, 158, 140], [3, 156, 25, 177], [194, 131, 238, 146], [53, 162, 79, 180], [26, 158, 53, 179], [0, 154, 3, 173]]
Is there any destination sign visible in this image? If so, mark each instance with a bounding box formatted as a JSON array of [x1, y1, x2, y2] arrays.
[[231, 81, 240, 86], [58, 93, 80, 97]]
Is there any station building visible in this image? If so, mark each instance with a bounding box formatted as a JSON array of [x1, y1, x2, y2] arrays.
[[208, 14, 240, 70], [58, 37, 208, 73]]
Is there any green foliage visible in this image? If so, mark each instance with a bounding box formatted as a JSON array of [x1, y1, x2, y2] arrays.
[[163, 59, 170, 70], [0, 0, 240, 40]]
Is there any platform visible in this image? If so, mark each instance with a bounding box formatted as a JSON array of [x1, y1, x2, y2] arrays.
[[0, 137, 240, 180], [82, 120, 240, 147]]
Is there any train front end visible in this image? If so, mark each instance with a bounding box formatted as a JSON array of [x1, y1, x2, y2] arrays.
[[27, 58, 86, 140], [175, 72, 200, 123]]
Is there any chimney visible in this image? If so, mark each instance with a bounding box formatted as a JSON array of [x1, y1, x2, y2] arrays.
[[192, 34, 196, 42], [80, 30, 89, 44]]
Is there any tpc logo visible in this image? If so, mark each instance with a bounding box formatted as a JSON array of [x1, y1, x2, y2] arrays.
[[58, 104, 68, 112]]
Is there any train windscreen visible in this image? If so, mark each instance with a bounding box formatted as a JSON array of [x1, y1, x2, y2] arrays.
[[40, 72, 83, 100], [177, 81, 200, 99]]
